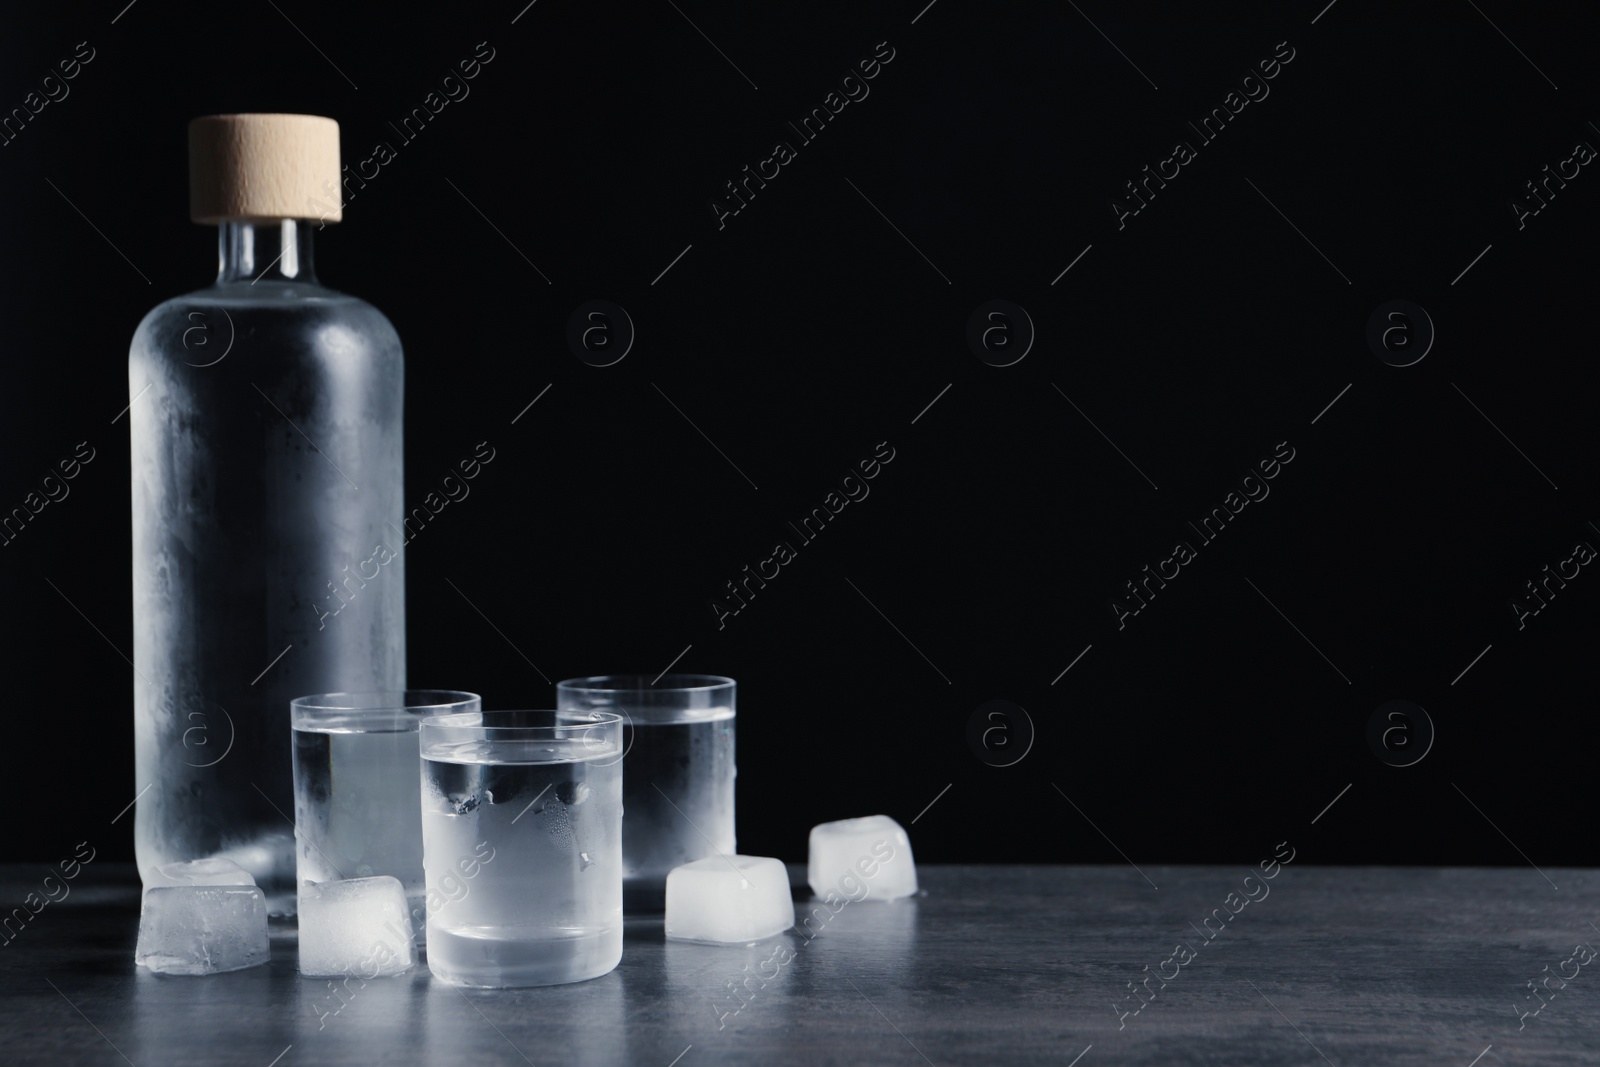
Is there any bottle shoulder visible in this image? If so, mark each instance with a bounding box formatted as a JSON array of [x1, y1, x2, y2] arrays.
[[134, 282, 395, 323], [131, 283, 402, 364]]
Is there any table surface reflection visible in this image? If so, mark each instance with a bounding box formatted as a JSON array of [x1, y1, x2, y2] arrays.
[[3, 863, 1597, 1065]]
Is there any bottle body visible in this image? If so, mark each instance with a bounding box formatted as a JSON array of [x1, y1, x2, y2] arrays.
[[130, 224, 405, 911]]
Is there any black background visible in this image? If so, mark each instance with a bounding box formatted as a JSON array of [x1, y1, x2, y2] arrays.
[[2, 1, 1595, 870]]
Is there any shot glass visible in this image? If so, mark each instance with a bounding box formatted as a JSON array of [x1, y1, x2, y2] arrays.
[[419, 709, 624, 987], [557, 674, 735, 911], [290, 690, 480, 934]]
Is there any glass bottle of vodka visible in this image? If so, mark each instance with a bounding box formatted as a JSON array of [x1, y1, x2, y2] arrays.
[[128, 114, 406, 912]]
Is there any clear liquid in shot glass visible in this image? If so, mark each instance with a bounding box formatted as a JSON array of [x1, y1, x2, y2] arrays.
[[421, 732, 622, 987]]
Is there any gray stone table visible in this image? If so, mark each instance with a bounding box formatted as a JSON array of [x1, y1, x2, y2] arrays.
[[3, 863, 1596, 1065]]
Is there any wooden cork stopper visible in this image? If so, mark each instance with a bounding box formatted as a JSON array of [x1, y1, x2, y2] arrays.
[[188, 113, 342, 224]]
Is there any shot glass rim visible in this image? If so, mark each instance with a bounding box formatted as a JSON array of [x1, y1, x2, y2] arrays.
[[291, 689, 481, 716], [555, 673, 735, 695], [291, 691, 480, 734], [419, 708, 625, 735], [419, 709, 626, 765]]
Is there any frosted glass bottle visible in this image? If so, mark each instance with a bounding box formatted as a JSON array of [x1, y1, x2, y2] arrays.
[[129, 115, 405, 912]]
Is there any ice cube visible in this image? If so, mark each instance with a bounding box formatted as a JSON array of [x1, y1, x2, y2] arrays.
[[135, 885, 270, 975], [807, 815, 917, 902], [665, 855, 793, 944], [142, 857, 256, 896], [297, 876, 415, 977]]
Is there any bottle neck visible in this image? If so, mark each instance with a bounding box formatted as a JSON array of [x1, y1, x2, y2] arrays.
[[216, 219, 318, 285]]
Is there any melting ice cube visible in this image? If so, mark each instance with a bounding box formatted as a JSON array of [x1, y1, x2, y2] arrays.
[[297, 876, 415, 978], [134, 885, 270, 975], [806, 815, 917, 902], [665, 855, 793, 944]]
